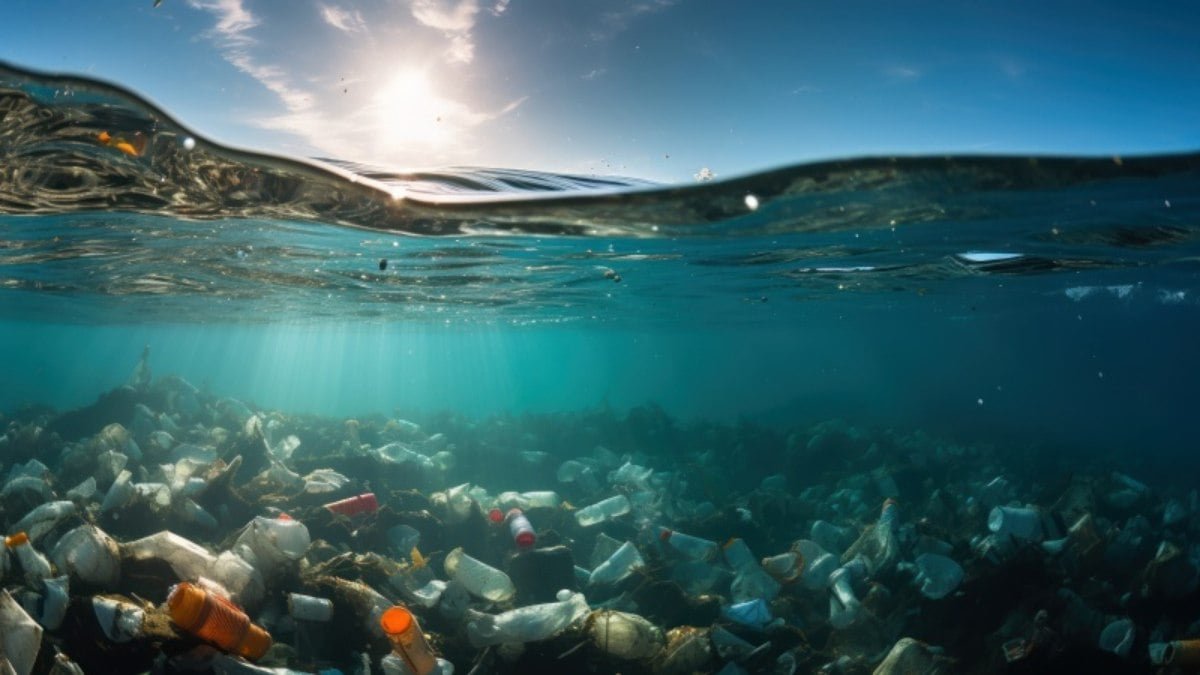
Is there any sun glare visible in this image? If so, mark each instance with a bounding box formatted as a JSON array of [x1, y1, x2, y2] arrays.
[[374, 70, 450, 148]]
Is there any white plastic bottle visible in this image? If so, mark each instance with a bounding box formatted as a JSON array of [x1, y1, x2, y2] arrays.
[[574, 495, 632, 527], [443, 548, 515, 603], [465, 590, 589, 647]]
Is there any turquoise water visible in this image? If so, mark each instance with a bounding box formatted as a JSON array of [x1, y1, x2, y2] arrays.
[[3, 62, 1198, 463]]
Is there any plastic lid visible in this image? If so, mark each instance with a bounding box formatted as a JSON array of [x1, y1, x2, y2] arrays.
[[380, 606, 414, 636], [5, 531, 28, 547], [488, 508, 503, 524], [514, 531, 535, 548]]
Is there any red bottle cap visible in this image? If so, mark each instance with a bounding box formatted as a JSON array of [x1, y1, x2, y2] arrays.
[[488, 508, 504, 524]]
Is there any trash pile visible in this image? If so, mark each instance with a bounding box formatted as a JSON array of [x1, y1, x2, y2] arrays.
[[0, 355, 1197, 674]]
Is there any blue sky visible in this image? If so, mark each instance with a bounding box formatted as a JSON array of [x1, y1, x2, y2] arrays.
[[4, 1, 1198, 182]]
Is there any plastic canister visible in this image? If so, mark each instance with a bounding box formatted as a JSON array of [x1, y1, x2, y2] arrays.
[[505, 509, 535, 549], [380, 606, 438, 675], [167, 582, 271, 660]]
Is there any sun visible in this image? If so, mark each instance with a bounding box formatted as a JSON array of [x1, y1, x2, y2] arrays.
[[374, 70, 450, 148]]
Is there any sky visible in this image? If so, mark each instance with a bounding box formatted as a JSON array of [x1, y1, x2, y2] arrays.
[[3, 1, 1199, 183]]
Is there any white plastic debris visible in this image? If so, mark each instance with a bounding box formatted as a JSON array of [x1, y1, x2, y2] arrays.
[[465, 590, 589, 647], [0, 589, 43, 675], [50, 525, 121, 587], [444, 547, 515, 603], [92, 596, 144, 643]]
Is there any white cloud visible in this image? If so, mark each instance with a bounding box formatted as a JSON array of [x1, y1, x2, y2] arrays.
[[319, 4, 367, 33], [592, 0, 678, 41], [883, 65, 921, 81], [409, 0, 481, 63], [491, 0, 511, 16], [188, 0, 523, 166], [582, 68, 606, 81]]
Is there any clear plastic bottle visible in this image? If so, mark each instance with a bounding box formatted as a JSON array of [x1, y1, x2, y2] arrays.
[[465, 590, 589, 647], [659, 528, 719, 562], [762, 552, 803, 584], [574, 495, 631, 527], [443, 548, 515, 603], [589, 541, 645, 586], [6, 532, 52, 585], [827, 564, 861, 629], [380, 606, 438, 675], [234, 515, 311, 576]]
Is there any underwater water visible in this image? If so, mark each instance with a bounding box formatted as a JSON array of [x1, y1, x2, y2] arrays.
[[3, 62, 1200, 674]]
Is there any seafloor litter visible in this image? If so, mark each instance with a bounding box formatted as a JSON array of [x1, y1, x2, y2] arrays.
[[0, 355, 1197, 674]]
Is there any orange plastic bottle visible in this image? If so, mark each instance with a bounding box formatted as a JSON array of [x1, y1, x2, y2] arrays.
[[380, 606, 437, 675], [167, 582, 272, 660]]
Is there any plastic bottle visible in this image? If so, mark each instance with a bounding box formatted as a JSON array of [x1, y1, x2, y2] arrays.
[[828, 564, 862, 629], [988, 506, 1044, 542], [505, 509, 536, 549], [721, 598, 772, 631], [659, 528, 719, 562], [574, 495, 631, 527], [793, 540, 838, 590], [443, 547, 515, 603], [587, 610, 666, 661], [324, 492, 379, 517], [167, 581, 272, 660], [13, 501, 76, 544], [6, 532, 52, 585], [380, 606, 438, 675], [465, 590, 589, 647], [589, 541, 645, 586]]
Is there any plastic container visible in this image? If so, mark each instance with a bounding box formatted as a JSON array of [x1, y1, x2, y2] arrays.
[[1098, 618, 1134, 657], [6, 532, 52, 585], [381, 653, 455, 675], [574, 495, 631, 527], [587, 610, 666, 661], [1151, 640, 1200, 667], [465, 590, 589, 647], [505, 509, 536, 549], [0, 590, 42, 675], [92, 596, 144, 643], [234, 515, 311, 575], [22, 575, 69, 630], [380, 606, 438, 675], [762, 552, 803, 584], [14, 501, 76, 543], [828, 566, 861, 629], [324, 492, 379, 517], [287, 593, 334, 622], [167, 581, 272, 660], [443, 547, 515, 603], [912, 553, 964, 600], [988, 506, 1044, 542], [730, 566, 781, 604], [721, 598, 772, 631], [100, 470, 135, 513], [659, 529, 719, 562], [793, 540, 838, 590], [722, 539, 758, 572], [589, 541, 645, 586]]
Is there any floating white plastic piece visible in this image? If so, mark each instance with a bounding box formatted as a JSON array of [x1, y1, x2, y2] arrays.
[[92, 596, 144, 643], [100, 470, 135, 513], [589, 541, 645, 586], [0, 589, 43, 675], [14, 501, 76, 543], [234, 515, 311, 575], [444, 547, 515, 603], [51, 525, 121, 587], [465, 590, 589, 647], [66, 477, 97, 501], [575, 495, 632, 527]]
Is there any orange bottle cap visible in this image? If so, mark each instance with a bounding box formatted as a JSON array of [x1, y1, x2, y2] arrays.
[[5, 532, 29, 547], [380, 606, 414, 636]]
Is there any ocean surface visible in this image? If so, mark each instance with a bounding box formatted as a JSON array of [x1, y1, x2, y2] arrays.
[[2, 60, 1199, 473]]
